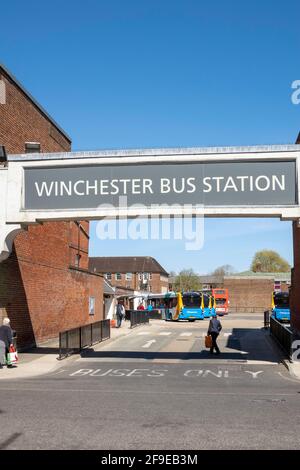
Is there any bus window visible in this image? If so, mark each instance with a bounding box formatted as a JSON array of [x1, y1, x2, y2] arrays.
[[182, 293, 201, 308]]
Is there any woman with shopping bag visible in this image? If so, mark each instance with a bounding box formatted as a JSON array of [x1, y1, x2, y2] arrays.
[[0, 317, 15, 369]]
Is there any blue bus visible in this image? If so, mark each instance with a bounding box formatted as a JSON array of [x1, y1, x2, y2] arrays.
[[202, 292, 217, 318], [271, 291, 290, 322], [177, 292, 204, 321]]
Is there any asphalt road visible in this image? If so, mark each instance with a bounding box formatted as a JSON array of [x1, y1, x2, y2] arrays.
[[1, 315, 300, 450]]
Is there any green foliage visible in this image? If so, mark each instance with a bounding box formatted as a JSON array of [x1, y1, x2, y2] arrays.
[[211, 264, 236, 276], [172, 269, 201, 292], [251, 250, 290, 273]]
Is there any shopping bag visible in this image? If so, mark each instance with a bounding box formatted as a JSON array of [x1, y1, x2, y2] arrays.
[[7, 345, 18, 364], [205, 335, 212, 349]]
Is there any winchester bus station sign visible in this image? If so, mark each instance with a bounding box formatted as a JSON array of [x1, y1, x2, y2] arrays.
[[1, 144, 300, 260]]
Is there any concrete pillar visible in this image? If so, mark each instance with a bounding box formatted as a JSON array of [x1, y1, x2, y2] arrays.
[[291, 221, 300, 334]]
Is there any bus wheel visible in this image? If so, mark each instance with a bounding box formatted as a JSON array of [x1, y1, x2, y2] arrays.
[[188, 319, 196, 322]]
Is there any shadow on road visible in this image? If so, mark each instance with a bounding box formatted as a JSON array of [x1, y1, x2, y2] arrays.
[[0, 432, 22, 450], [80, 350, 248, 361], [80, 327, 280, 364]]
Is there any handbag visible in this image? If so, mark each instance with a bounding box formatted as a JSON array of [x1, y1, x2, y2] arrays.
[[205, 335, 212, 348], [7, 345, 18, 364]]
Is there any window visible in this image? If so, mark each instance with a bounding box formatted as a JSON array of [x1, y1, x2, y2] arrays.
[[115, 273, 122, 281], [143, 273, 149, 280], [89, 297, 95, 315], [149, 273, 152, 280], [274, 281, 281, 292], [125, 273, 132, 280], [138, 273, 142, 280], [25, 142, 41, 153], [106, 273, 112, 280], [75, 254, 81, 268]]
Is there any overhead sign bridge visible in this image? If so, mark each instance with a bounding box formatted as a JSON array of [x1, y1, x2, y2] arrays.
[[1, 144, 300, 261]]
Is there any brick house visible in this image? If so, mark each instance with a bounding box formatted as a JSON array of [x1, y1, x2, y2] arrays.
[[89, 257, 169, 294], [0, 64, 104, 348]]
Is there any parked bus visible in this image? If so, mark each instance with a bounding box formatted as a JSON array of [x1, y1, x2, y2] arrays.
[[212, 288, 229, 315], [146, 292, 177, 320], [271, 291, 290, 322], [176, 291, 204, 321], [147, 292, 205, 321], [202, 293, 217, 318]]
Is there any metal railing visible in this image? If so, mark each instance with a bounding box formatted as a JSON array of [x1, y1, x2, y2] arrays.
[[128, 310, 150, 329], [147, 309, 163, 320], [264, 310, 270, 328], [59, 319, 110, 360], [270, 316, 294, 359], [229, 306, 267, 314]]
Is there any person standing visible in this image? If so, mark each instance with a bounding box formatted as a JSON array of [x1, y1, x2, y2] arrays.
[[0, 317, 13, 368], [137, 302, 145, 311], [116, 302, 124, 328], [207, 315, 222, 355]]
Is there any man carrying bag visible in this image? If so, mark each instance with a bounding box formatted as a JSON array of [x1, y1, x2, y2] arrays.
[[207, 316, 222, 355]]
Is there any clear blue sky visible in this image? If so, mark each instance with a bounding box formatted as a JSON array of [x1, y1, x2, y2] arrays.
[[2, 1, 299, 273]]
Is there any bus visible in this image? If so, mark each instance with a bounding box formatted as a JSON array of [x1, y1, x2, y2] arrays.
[[202, 292, 217, 318], [212, 288, 229, 315], [177, 291, 204, 321], [147, 292, 205, 321], [146, 292, 177, 320], [271, 291, 290, 322]]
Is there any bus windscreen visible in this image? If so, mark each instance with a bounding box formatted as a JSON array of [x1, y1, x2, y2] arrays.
[[182, 294, 201, 308], [274, 294, 289, 309]]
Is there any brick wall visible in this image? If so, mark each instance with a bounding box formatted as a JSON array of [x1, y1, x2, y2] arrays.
[[0, 70, 70, 154], [0, 66, 103, 348], [290, 222, 300, 334], [224, 277, 274, 312]]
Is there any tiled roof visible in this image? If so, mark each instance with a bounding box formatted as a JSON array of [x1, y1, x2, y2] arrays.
[[89, 256, 168, 276]]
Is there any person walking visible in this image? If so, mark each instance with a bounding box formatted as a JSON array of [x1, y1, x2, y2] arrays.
[[0, 317, 14, 368], [207, 315, 222, 355], [116, 302, 124, 328]]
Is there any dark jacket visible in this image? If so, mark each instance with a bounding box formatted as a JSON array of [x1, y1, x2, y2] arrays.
[[0, 325, 13, 348], [116, 304, 123, 316], [208, 318, 222, 335]]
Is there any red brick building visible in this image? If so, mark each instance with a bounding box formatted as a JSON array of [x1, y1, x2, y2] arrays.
[[89, 257, 169, 294], [290, 133, 300, 336], [169, 272, 290, 313], [0, 64, 103, 348]]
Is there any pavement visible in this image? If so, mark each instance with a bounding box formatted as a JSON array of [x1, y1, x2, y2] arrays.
[[0, 319, 134, 380]]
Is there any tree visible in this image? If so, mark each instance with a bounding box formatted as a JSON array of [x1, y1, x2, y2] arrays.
[[251, 250, 290, 273], [212, 264, 236, 276], [172, 269, 201, 292]]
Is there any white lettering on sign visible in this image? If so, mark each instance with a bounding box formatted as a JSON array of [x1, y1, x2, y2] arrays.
[[34, 175, 286, 198], [35, 178, 156, 198], [203, 175, 285, 193]]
